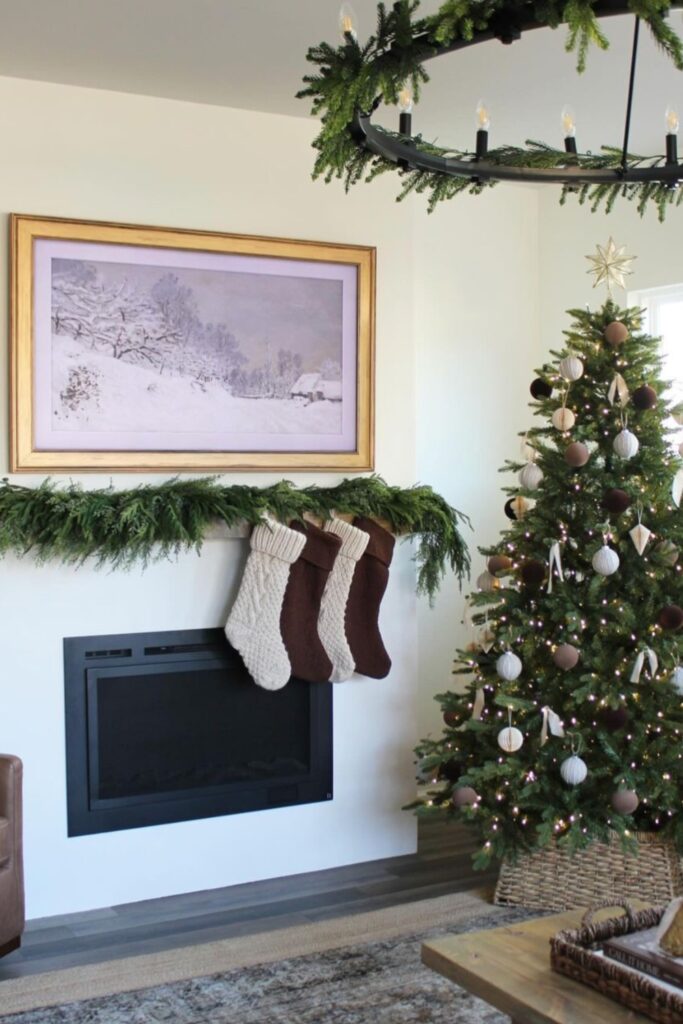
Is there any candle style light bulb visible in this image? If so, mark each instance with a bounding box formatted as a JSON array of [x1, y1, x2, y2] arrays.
[[398, 88, 413, 115], [475, 100, 489, 160], [562, 105, 577, 154], [397, 86, 413, 139], [476, 99, 490, 132], [665, 105, 679, 168], [339, 3, 358, 42], [666, 105, 679, 135], [562, 105, 576, 138]]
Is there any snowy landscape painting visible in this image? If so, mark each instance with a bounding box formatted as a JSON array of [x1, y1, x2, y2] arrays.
[[12, 216, 374, 471], [50, 257, 345, 439]]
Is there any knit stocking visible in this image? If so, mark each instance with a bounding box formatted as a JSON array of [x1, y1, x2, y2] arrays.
[[319, 518, 369, 682], [280, 521, 342, 683], [225, 519, 306, 691], [345, 517, 395, 679]]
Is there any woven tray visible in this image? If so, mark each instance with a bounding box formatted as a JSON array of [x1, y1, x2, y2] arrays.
[[551, 902, 683, 1024], [495, 831, 683, 912]]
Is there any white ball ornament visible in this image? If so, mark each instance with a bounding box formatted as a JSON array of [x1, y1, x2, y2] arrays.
[[671, 666, 683, 695], [496, 651, 522, 681], [497, 727, 524, 753], [592, 545, 620, 576], [559, 355, 584, 382], [552, 407, 575, 431], [560, 755, 588, 786], [613, 429, 639, 459], [519, 462, 544, 490]]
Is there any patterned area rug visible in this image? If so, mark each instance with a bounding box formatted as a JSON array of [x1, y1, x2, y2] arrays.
[[2, 906, 531, 1024]]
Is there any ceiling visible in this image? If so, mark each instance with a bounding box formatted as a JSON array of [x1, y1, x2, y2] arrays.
[[0, 0, 680, 154]]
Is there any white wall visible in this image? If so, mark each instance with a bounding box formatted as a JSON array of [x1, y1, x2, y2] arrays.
[[415, 187, 541, 739], [0, 75, 420, 918]]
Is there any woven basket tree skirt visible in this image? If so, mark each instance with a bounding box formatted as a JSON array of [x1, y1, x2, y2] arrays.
[[494, 832, 683, 912]]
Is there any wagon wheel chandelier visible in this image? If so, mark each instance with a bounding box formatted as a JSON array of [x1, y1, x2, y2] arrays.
[[298, 0, 683, 218]]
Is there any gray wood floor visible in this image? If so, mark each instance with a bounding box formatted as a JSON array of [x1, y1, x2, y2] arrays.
[[0, 818, 497, 981]]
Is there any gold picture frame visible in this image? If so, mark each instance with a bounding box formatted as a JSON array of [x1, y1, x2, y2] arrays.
[[10, 214, 375, 472]]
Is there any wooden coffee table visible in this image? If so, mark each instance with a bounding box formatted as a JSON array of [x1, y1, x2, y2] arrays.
[[422, 907, 652, 1023]]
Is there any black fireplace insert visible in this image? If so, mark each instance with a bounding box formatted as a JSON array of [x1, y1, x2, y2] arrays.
[[64, 628, 333, 836]]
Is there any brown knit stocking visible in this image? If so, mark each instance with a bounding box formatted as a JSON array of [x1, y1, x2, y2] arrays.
[[280, 521, 342, 683], [345, 517, 395, 679]]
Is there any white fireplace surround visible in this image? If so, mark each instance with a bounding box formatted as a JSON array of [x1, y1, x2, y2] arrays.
[[2, 539, 418, 918]]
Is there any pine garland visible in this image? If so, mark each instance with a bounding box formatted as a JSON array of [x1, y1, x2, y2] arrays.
[[298, 0, 683, 219], [0, 476, 470, 600]]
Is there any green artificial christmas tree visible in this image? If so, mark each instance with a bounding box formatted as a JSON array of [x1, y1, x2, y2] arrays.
[[415, 241, 683, 871]]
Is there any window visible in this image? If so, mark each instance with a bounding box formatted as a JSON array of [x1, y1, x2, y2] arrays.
[[629, 283, 683, 446]]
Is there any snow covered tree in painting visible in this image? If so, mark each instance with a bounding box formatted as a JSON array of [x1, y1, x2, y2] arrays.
[[50, 257, 345, 440]]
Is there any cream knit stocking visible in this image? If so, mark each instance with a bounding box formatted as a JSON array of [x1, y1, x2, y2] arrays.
[[319, 518, 369, 682], [225, 519, 306, 691]]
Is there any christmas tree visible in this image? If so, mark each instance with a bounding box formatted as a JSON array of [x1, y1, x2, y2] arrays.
[[416, 240, 683, 869]]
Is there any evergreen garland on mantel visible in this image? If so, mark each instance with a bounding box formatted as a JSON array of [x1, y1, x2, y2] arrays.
[[0, 476, 470, 601]]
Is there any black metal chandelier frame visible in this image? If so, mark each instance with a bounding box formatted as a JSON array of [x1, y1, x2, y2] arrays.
[[351, 0, 683, 188]]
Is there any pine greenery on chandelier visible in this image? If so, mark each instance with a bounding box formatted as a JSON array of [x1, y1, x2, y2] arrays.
[[298, 0, 683, 218]]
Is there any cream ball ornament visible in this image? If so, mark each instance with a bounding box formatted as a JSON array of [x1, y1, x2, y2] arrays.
[[559, 355, 584, 382], [613, 429, 639, 459], [497, 726, 524, 753], [552, 407, 575, 431], [496, 651, 522, 681], [519, 462, 544, 490], [560, 755, 588, 785], [671, 666, 683, 694], [476, 570, 499, 593], [592, 545, 620, 576]]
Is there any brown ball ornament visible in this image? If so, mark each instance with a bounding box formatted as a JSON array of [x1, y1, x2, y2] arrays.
[[452, 786, 478, 808], [520, 560, 546, 587], [504, 496, 533, 521], [604, 321, 629, 347], [443, 710, 460, 728], [603, 488, 631, 515], [598, 706, 629, 732], [439, 758, 463, 782], [611, 789, 639, 815], [564, 441, 590, 468], [553, 643, 580, 671], [658, 605, 683, 630], [530, 377, 553, 400], [488, 554, 513, 575], [632, 385, 657, 410]]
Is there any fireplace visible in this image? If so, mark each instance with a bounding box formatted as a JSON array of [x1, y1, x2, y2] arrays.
[[64, 628, 333, 836]]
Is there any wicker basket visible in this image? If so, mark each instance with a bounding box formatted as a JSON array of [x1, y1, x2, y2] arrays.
[[495, 831, 683, 912], [551, 902, 683, 1024]]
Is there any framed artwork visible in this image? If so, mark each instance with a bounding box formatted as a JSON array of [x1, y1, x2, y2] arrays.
[[10, 214, 375, 472]]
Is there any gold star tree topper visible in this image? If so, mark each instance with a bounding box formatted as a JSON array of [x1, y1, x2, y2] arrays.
[[585, 238, 636, 296]]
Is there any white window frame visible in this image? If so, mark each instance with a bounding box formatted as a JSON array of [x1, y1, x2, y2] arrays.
[[628, 283, 683, 445]]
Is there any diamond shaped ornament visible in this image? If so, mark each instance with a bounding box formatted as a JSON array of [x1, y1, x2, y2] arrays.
[[629, 523, 652, 556], [478, 626, 495, 653]]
